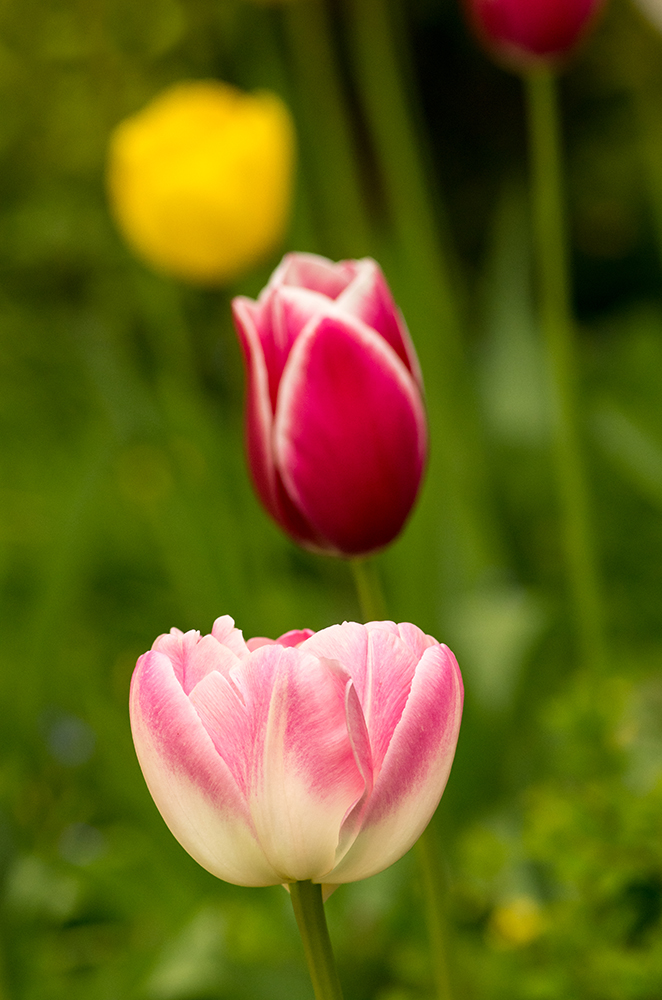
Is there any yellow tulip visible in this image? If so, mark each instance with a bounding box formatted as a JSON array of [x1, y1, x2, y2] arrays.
[[107, 81, 295, 285]]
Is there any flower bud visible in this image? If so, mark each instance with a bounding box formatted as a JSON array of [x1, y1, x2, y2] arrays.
[[462, 0, 606, 70], [232, 253, 428, 557], [130, 616, 463, 887], [107, 81, 295, 285]]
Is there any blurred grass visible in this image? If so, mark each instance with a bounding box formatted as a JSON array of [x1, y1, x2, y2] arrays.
[[2, 0, 662, 997]]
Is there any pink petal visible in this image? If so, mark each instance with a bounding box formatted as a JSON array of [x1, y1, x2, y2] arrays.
[[211, 615, 250, 658], [336, 258, 422, 385], [151, 628, 199, 688], [274, 312, 428, 556], [181, 634, 242, 695], [274, 627, 315, 647], [240, 285, 330, 414], [189, 667, 254, 797], [334, 678, 374, 863], [246, 629, 314, 652], [367, 620, 438, 663], [266, 287, 330, 403], [302, 622, 418, 775], [153, 623, 245, 694], [246, 637, 275, 652], [269, 252, 359, 300], [271, 472, 325, 549], [327, 644, 463, 884], [299, 622, 368, 682], [236, 645, 365, 881], [359, 627, 419, 774], [130, 651, 279, 886], [231, 297, 278, 513], [232, 295, 326, 551]]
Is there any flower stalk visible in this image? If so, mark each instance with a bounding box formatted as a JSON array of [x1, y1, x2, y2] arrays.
[[416, 826, 454, 1000], [350, 558, 386, 622], [290, 881, 345, 1000], [525, 67, 606, 672], [348, 561, 455, 1000]]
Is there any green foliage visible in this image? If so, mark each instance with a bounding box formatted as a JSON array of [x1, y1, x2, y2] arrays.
[[453, 670, 662, 999]]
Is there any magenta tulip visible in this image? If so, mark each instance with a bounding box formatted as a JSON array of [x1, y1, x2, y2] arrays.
[[462, 0, 605, 69], [130, 615, 463, 887], [231, 253, 427, 557]]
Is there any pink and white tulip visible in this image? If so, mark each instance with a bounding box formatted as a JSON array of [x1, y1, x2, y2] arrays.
[[462, 0, 606, 69], [130, 616, 463, 887], [232, 253, 427, 557]]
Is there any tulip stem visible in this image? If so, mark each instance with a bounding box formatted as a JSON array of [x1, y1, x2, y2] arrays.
[[524, 67, 607, 673], [343, 0, 502, 616], [416, 823, 455, 1000], [349, 559, 456, 999], [350, 558, 387, 621], [281, 0, 371, 259], [289, 881, 344, 1000]]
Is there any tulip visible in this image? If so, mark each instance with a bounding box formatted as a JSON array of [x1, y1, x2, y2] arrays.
[[107, 81, 295, 285], [130, 615, 463, 888], [231, 253, 428, 557], [462, 0, 606, 69]]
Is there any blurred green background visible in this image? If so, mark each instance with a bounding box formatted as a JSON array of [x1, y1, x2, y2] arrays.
[[2, 0, 662, 996]]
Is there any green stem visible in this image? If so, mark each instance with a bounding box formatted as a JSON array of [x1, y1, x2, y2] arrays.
[[416, 823, 454, 1000], [350, 558, 387, 621], [348, 561, 455, 1000], [289, 881, 344, 1000], [524, 68, 606, 672], [342, 0, 448, 275], [343, 0, 501, 621], [281, 0, 371, 258]]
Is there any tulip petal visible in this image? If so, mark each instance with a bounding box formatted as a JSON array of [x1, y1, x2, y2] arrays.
[[326, 644, 463, 884], [211, 615, 250, 658], [243, 286, 331, 413], [300, 621, 368, 668], [275, 312, 428, 555], [130, 651, 280, 886], [274, 627, 315, 647], [368, 620, 438, 663], [333, 678, 374, 865], [188, 667, 254, 796], [233, 295, 325, 551], [336, 258, 422, 385], [359, 627, 418, 774], [151, 628, 199, 688], [232, 296, 278, 509], [302, 622, 419, 774], [246, 628, 315, 652], [267, 287, 330, 400], [203, 644, 366, 881], [270, 251, 359, 300]]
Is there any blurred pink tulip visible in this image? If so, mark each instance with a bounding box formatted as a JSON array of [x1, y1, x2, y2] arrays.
[[462, 0, 605, 69], [130, 615, 463, 887], [232, 253, 427, 557]]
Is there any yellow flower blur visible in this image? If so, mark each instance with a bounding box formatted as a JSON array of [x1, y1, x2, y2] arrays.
[[107, 81, 295, 285]]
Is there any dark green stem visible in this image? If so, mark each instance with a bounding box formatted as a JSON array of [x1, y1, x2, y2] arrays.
[[289, 881, 344, 1000], [524, 67, 606, 673]]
